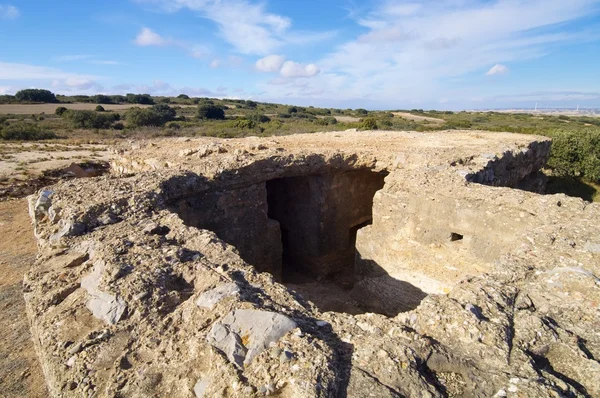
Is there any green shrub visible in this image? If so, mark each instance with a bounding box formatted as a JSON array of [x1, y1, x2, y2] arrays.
[[93, 95, 113, 104], [547, 129, 600, 182], [197, 104, 225, 120], [288, 106, 298, 114], [444, 120, 473, 129], [125, 104, 176, 127], [15, 89, 58, 103], [0, 122, 57, 140], [126, 93, 154, 105], [110, 95, 126, 104], [315, 117, 338, 126], [152, 104, 177, 124], [55, 106, 68, 116], [378, 119, 393, 129], [95, 105, 105, 112], [356, 108, 368, 115], [177, 94, 190, 99], [63, 110, 120, 129], [233, 119, 256, 129], [359, 117, 378, 130], [248, 114, 271, 123], [246, 100, 258, 109]]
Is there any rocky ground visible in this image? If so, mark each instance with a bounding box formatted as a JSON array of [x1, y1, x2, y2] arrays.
[[5, 129, 600, 397]]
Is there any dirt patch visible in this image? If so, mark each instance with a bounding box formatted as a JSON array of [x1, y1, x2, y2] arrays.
[[0, 199, 47, 397], [0, 142, 112, 200], [392, 112, 445, 124], [333, 115, 361, 122]]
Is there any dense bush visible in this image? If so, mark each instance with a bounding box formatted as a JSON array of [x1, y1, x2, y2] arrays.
[[126, 93, 154, 105], [248, 114, 271, 123], [547, 129, 600, 182], [93, 95, 113, 104], [110, 95, 126, 104], [177, 94, 190, 99], [0, 122, 57, 140], [63, 110, 120, 129], [95, 105, 105, 112], [125, 104, 176, 127], [233, 119, 256, 129], [15, 89, 58, 103], [315, 116, 338, 126], [152, 104, 177, 123], [359, 117, 378, 130], [55, 106, 68, 116], [197, 104, 225, 120], [356, 108, 368, 115], [246, 100, 258, 109], [444, 119, 473, 129], [378, 119, 393, 129]]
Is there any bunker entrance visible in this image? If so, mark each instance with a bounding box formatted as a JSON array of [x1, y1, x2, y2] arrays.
[[266, 170, 386, 314]]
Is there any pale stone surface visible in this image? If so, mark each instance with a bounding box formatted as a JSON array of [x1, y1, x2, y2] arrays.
[[196, 283, 240, 309], [22, 130, 600, 397]]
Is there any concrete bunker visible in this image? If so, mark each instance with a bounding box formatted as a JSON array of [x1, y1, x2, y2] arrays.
[[169, 168, 416, 315]]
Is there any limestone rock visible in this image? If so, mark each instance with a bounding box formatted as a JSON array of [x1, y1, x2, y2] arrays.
[[207, 309, 297, 366]]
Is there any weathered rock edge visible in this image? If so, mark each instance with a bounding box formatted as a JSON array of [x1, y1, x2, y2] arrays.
[[23, 131, 600, 397]]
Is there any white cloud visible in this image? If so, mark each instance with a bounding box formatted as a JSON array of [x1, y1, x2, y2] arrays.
[[256, 55, 286, 72], [134, 0, 334, 55], [0, 62, 99, 81], [486, 64, 509, 76], [280, 61, 320, 78], [64, 77, 99, 90], [88, 60, 120, 65], [0, 4, 19, 19], [0, 85, 14, 94], [255, 55, 320, 78], [134, 27, 169, 46], [209, 59, 221, 68], [55, 55, 92, 62], [274, 0, 600, 105]]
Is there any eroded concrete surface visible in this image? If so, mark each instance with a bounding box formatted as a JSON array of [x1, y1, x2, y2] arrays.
[[23, 130, 600, 397]]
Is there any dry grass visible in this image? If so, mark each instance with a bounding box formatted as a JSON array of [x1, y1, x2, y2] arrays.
[[392, 112, 445, 124]]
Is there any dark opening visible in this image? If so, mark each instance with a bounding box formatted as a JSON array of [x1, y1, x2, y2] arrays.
[[266, 170, 386, 314], [450, 232, 464, 242]]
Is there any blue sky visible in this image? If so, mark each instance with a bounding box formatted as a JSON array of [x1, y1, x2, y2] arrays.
[[1, 0, 599, 110]]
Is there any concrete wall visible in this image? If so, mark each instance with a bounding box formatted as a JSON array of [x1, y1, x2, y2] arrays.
[[267, 170, 385, 280], [168, 183, 282, 278]]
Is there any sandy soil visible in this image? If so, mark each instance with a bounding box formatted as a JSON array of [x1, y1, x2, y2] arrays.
[[0, 199, 47, 397], [333, 115, 361, 122], [392, 112, 445, 124], [0, 142, 110, 181]]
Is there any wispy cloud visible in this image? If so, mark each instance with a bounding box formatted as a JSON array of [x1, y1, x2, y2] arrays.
[[55, 55, 120, 66], [0, 4, 19, 19], [88, 60, 120, 65], [486, 64, 509, 76], [265, 0, 600, 104], [134, 0, 334, 55], [55, 55, 92, 62], [0, 61, 99, 81]]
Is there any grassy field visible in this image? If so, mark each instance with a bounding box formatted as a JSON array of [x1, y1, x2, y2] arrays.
[[1, 93, 599, 202]]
